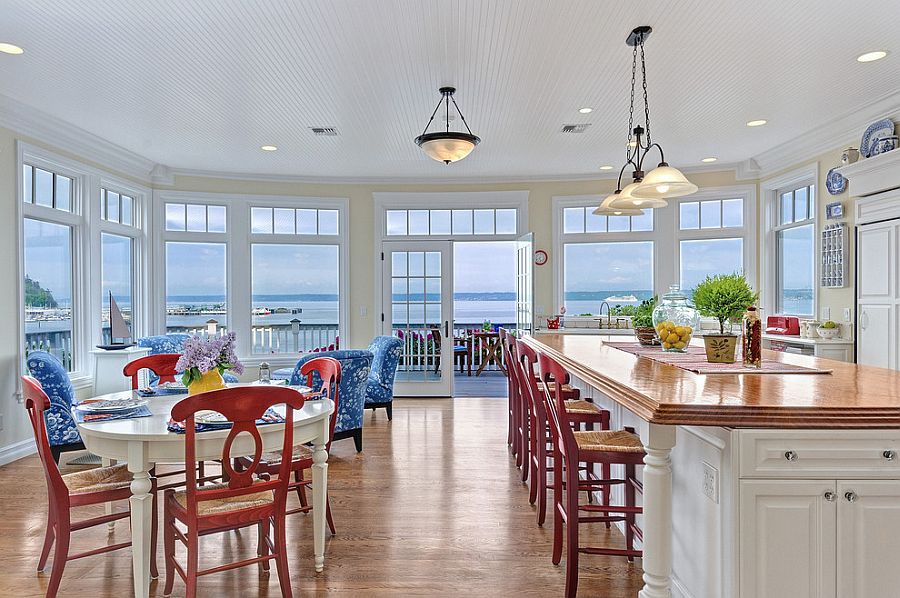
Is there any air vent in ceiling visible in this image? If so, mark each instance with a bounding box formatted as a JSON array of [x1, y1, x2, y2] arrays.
[[561, 124, 591, 134], [310, 127, 339, 136]]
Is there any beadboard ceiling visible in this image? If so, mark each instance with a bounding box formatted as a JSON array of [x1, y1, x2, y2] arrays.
[[1, 0, 898, 181]]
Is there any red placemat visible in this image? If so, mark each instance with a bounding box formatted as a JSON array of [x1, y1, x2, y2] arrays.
[[610, 342, 832, 375]]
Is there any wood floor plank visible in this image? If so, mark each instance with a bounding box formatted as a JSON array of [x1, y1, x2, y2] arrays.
[[0, 397, 643, 596]]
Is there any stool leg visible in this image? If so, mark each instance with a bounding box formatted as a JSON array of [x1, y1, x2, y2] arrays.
[[551, 446, 564, 565], [519, 401, 529, 483], [603, 463, 612, 529], [625, 463, 637, 562], [528, 414, 539, 505], [564, 456, 581, 598]]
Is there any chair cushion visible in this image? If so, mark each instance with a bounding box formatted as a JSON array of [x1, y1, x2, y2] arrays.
[[174, 482, 274, 516], [564, 399, 603, 414], [259, 444, 313, 466], [574, 430, 645, 453], [63, 463, 132, 495]]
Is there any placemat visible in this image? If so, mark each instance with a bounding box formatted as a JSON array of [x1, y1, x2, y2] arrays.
[[167, 407, 285, 434], [610, 342, 832, 374], [75, 405, 154, 423]]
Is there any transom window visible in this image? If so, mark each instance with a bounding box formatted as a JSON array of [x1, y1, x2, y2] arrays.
[[563, 207, 653, 233], [165, 202, 227, 232], [385, 208, 517, 236], [774, 184, 816, 316], [100, 188, 136, 226], [679, 198, 743, 230], [250, 207, 339, 235], [22, 164, 73, 212]]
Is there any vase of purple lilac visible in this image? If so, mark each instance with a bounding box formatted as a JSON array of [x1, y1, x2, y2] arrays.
[[176, 332, 245, 395]]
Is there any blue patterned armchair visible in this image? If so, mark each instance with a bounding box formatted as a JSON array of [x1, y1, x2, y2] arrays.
[[365, 336, 404, 420], [290, 349, 373, 452], [137, 333, 239, 383], [25, 351, 83, 462]]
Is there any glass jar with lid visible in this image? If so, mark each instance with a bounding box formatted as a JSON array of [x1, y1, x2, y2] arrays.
[[652, 284, 700, 352]]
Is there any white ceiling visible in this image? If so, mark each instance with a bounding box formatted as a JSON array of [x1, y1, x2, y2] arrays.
[[1, 0, 898, 181]]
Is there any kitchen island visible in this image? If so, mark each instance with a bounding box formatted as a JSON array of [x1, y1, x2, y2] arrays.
[[523, 333, 900, 598]]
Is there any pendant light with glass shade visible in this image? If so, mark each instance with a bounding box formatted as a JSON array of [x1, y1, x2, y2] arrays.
[[415, 87, 481, 164], [602, 27, 697, 211]]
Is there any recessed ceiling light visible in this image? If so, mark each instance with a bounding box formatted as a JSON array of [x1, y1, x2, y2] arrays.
[[578, 107, 593, 114], [701, 157, 718, 163], [260, 145, 278, 151], [857, 50, 888, 63], [599, 165, 614, 170], [746, 119, 767, 127], [0, 43, 24, 55]]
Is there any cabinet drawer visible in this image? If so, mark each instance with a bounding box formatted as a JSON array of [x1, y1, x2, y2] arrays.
[[739, 430, 900, 479]]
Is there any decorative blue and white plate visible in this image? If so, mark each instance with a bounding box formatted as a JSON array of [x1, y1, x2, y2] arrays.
[[826, 167, 847, 195], [860, 118, 895, 158]]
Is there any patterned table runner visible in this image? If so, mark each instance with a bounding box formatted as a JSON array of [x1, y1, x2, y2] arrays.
[[610, 342, 832, 375]]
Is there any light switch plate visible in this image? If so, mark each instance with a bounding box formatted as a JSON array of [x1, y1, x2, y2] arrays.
[[702, 461, 719, 504], [359, 306, 368, 317], [843, 307, 852, 322], [821, 307, 831, 320]]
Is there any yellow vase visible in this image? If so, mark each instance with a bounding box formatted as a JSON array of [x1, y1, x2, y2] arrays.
[[187, 369, 226, 395]]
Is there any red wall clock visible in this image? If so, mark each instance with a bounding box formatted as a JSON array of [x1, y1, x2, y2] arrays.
[[534, 249, 548, 266]]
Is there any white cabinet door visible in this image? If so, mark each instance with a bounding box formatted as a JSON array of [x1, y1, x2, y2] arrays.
[[857, 304, 893, 369], [740, 480, 837, 598], [837, 480, 900, 598], [857, 221, 899, 370]]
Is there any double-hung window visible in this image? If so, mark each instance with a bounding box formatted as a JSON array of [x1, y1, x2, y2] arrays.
[[774, 184, 816, 316], [99, 185, 143, 343], [676, 194, 749, 296]]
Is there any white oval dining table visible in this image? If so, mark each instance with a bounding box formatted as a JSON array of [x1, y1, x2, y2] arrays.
[[73, 386, 334, 598]]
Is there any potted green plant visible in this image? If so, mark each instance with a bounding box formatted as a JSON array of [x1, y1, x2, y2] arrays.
[[692, 273, 758, 363], [632, 297, 659, 346]]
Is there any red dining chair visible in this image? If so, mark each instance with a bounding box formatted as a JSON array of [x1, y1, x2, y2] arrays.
[[22, 375, 158, 597], [538, 352, 645, 598], [515, 340, 610, 525], [124, 354, 219, 489], [162, 386, 305, 598], [237, 356, 340, 534]]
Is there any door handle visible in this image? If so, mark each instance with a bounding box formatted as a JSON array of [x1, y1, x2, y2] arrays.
[[445, 320, 449, 338], [823, 491, 836, 502], [845, 491, 858, 503]]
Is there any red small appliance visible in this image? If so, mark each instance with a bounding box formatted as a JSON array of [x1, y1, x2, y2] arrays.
[[765, 315, 800, 336]]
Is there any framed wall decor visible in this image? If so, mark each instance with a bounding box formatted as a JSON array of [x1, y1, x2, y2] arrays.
[[826, 201, 844, 220]]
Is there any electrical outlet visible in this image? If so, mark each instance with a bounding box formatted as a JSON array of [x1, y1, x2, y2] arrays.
[[702, 461, 719, 504], [843, 307, 852, 322], [821, 307, 831, 320]]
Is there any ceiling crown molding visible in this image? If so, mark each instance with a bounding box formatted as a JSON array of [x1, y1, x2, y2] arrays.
[[751, 89, 900, 179], [0, 93, 164, 184]]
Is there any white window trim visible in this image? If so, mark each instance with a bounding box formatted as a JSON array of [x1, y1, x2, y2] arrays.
[[372, 190, 529, 339], [760, 164, 818, 319], [16, 141, 150, 393], [552, 185, 756, 315], [153, 190, 350, 367]]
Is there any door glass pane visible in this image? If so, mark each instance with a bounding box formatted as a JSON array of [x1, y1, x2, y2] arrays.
[[273, 208, 295, 234], [425, 277, 440, 300], [251, 207, 273, 233], [101, 233, 134, 343], [722, 198, 743, 227], [700, 200, 721, 229], [390, 248, 444, 384], [250, 244, 339, 353], [452, 210, 473, 234], [430, 210, 451, 235], [392, 252, 407, 276], [166, 242, 227, 332], [408, 277, 424, 298], [680, 202, 699, 229], [425, 252, 440, 276], [409, 210, 429, 235], [24, 219, 74, 370], [408, 252, 425, 276], [680, 238, 743, 295], [392, 278, 408, 301]]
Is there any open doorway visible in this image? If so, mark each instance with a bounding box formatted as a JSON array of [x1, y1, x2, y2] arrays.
[[452, 241, 516, 398]]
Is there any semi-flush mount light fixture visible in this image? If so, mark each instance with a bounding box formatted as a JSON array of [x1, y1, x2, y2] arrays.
[[0, 42, 24, 55], [415, 87, 481, 164], [602, 26, 697, 212], [593, 190, 644, 217]]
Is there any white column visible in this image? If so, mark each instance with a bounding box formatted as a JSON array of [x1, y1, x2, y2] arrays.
[[311, 418, 330, 572], [127, 441, 153, 598], [639, 422, 677, 598]]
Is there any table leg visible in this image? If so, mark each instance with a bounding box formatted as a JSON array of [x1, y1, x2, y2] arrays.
[[102, 457, 116, 530], [638, 423, 676, 598], [311, 435, 329, 573], [127, 441, 153, 598]]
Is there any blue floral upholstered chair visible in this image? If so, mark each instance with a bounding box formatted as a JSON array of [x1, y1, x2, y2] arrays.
[[25, 351, 84, 463], [365, 336, 404, 420], [290, 349, 373, 452], [137, 333, 239, 383]]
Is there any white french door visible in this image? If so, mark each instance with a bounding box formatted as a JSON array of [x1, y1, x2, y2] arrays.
[[516, 232, 534, 334], [382, 240, 454, 397]]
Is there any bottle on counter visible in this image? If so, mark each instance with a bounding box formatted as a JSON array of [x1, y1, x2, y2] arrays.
[[258, 361, 271, 384], [742, 306, 762, 368]]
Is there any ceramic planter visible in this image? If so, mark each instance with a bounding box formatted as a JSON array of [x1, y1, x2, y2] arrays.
[[703, 334, 738, 363]]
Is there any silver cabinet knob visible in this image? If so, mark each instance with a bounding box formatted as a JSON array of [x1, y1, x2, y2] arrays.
[[845, 491, 858, 503], [884, 450, 896, 461], [824, 491, 836, 502], [784, 450, 798, 462]]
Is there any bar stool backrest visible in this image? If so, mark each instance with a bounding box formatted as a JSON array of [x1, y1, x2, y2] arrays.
[[537, 352, 578, 461]]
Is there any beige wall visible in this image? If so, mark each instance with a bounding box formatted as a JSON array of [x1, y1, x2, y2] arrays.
[[0, 121, 859, 455]]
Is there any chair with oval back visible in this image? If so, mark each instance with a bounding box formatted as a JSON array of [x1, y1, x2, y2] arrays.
[[162, 385, 305, 598], [22, 375, 158, 596]]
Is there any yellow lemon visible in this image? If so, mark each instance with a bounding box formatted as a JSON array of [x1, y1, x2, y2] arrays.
[[680, 332, 692, 342], [675, 341, 686, 350], [666, 333, 680, 344], [662, 342, 672, 349], [674, 326, 686, 336]]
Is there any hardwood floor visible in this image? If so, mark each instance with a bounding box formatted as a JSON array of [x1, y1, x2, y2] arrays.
[[0, 397, 643, 597]]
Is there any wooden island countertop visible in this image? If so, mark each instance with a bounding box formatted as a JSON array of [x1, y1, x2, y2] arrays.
[[524, 333, 900, 429]]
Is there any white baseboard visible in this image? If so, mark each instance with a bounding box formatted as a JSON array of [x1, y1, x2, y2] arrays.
[[0, 438, 36, 466]]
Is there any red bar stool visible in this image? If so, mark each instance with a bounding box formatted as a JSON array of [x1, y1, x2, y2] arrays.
[[22, 376, 158, 597], [162, 386, 305, 598], [498, 329, 521, 463], [124, 354, 219, 489], [538, 352, 645, 598], [514, 340, 610, 525]]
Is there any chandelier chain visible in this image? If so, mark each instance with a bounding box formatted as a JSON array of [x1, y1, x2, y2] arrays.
[[627, 41, 638, 162], [641, 38, 652, 146]]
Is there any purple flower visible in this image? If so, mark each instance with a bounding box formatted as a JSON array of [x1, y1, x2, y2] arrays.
[[175, 333, 244, 377]]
